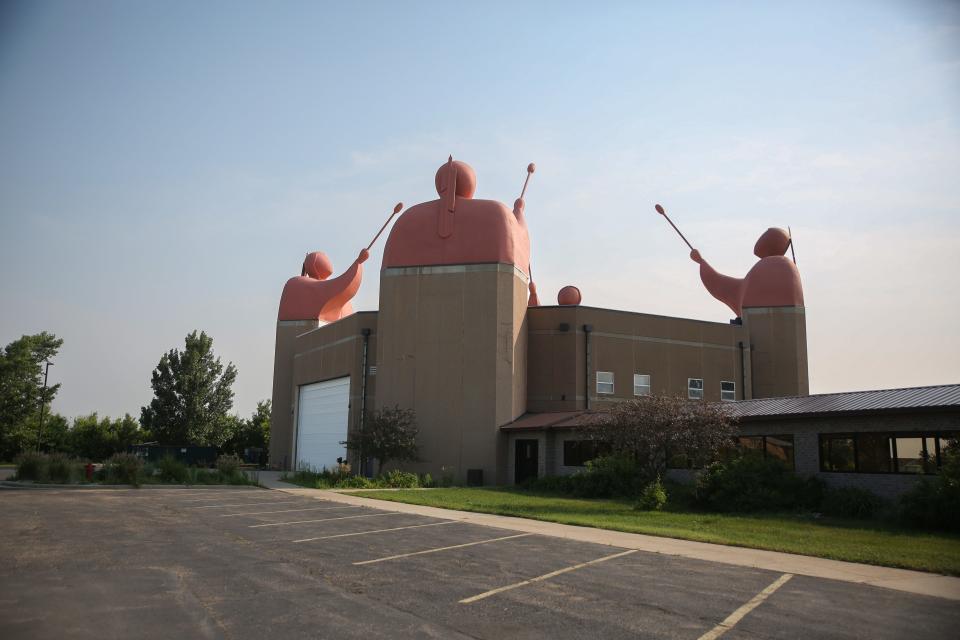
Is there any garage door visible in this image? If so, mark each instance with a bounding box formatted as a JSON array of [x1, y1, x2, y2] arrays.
[[295, 376, 350, 471]]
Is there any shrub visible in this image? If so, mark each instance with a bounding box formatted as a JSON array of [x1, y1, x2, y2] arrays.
[[46, 452, 76, 484], [104, 453, 144, 486], [420, 473, 435, 488], [382, 470, 419, 488], [571, 454, 644, 498], [216, 454, 241, 477], [15, 451, 48, 482], [157, 456, 189, 483], [820, 486, 886, 519], [336, 475, 375, 489], [696, 453, 824, 512], [636, 476, 668, 511]]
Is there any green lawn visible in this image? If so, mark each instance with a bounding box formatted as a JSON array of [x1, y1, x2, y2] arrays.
[[350, 487, 960, 576]]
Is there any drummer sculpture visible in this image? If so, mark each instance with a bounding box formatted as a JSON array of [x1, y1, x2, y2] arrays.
[[277, 249, 368, 322]]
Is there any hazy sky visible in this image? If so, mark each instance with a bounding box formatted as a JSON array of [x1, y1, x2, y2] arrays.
[[1, 1, 958, 421]]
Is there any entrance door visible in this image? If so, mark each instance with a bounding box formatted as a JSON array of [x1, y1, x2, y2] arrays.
[[515, 439, 539, 484]]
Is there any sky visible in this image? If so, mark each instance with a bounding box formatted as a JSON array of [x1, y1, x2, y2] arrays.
[[1, 0, 958, 421]]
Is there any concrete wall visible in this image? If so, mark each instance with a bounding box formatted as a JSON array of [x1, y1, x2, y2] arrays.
[[269, 319, 318, 470], [527, 306, 751, 413], [375, 264, 528, 485], [269, 313, 378, 471], [742, 306, 808, 399]]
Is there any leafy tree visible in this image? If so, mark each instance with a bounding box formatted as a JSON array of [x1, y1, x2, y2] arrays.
[[0, 332, 63, 459], [343, 406, 419, 475], [587, 395, 737, 482], [222, 400, 271, 457], [69, 413, 146, 461], [140, 331, 237, 446]]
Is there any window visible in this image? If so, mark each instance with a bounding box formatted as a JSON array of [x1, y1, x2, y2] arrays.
[[721, 381, 736, 402], [735, 435, 795, 469], [563, 440, 607, 466], [687, 378, 703, 400], [633, 374, 651, 396], [596, 371, 614, 395], [819, 432, 956, 474]]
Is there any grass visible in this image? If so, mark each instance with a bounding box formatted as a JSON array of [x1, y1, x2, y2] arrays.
[[350, 486, 960, 576]]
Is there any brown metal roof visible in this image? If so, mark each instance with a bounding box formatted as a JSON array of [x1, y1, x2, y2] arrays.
[[728, 384, 960, 420], [500, 411, 605, 431]]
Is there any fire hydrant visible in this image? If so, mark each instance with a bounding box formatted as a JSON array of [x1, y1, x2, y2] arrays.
[[85, 463, 94, 481]]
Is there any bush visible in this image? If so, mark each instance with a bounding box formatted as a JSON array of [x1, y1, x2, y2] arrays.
[[216, 454, 241, 478], [15, 451, 48, 482], [104, 453, 144, 486], [336, 475, 375, 489], [696, 453, 824, 512], [420, 473, 435, 488], [820, 486, 886, 519], [157, 456, 189, 483], [636, 477, 668, 511], [571, 455, 644, 498], [382, 470, 419, 488], [46, 452, 76, 484]]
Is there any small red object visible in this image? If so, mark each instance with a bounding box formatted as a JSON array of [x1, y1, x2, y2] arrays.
[[85, 463, 94, 481]]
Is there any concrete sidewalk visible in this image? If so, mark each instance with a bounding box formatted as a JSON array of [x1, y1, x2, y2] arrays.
[[258, 471, 960, 601]]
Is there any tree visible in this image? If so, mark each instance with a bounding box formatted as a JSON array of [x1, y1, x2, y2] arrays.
[[69, 413, 146, 461], [0, 332, 63, 459], [587, 395, 737, 482], [222, 400, 271, 457], [140, 331, 237, 446], [343, 406, 419, 475]]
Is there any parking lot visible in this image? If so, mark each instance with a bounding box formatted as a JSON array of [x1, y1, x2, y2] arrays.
[[1, 486, 958, 639]]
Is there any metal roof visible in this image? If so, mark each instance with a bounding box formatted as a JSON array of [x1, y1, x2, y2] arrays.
[[728, 384, 960, 420]]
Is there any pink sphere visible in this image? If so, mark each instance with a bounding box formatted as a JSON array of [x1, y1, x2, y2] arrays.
[[557, 286, 582, 306]]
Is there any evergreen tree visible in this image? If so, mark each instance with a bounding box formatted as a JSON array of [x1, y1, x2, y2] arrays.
[[0, 332, 63, 459]]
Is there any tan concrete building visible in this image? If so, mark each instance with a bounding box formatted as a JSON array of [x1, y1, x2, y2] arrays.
[[269, 158, 810, 485]]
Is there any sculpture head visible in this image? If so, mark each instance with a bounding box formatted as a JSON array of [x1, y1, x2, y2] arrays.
[[557, 285, 582, 306], [434, 159, 477, 199], [754, 228, 791, 258], [302, 251, 333, 280]]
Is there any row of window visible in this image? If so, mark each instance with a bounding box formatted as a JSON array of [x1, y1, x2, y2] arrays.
[[561, 432, 957, 474], [820, 433, 955, 474], [595, 372, 735, 401]]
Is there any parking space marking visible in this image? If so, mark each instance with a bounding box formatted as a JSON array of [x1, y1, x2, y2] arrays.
[[354, 533, 533, 566], [189, 500, 305, 509], [697, 573, 793, 640], [218, 505, 361, 517], [248, 512, 405, 528], [459, 549, 638, 604], [293, 520, 459, 543], [179, 493, 270, 502]]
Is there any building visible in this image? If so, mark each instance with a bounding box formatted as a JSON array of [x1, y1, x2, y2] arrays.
[[269, 157, 810, 484]]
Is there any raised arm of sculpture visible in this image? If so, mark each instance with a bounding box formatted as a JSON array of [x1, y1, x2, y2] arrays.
[[277, 249, 368, 322], [690, 249, 744, 317]]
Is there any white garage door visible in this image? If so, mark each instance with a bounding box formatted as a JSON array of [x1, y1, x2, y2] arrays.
[[295, 376, 350, 471]]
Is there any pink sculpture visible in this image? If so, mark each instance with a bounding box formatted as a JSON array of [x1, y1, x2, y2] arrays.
[[690, 228, 804, 317], [557, 285, 582, 306], [277, 249, 369, 322], [382, 157, 533, 283]]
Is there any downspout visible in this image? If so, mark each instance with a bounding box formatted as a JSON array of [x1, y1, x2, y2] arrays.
[[738, 341, 746, 400], [583, 324, 593, 410], [359, 328, 371, 476]]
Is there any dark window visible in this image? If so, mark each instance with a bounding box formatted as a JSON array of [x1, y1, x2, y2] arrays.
[[563, 440, 605, 467], [820, 435, 856, 472], [735, 435, 795, 470], [819, 432, 956, 474]]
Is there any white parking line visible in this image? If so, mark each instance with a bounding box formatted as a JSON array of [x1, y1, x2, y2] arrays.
[[189, 500, 305, 509], [459, 549, 639, 604], [248, 512, 404, 528], [697, 573, 793, 640], [293, 520, 458, 543], [355, 533, 533, 566], [218, 505, 361, 517], [179, 493, 269, 502]]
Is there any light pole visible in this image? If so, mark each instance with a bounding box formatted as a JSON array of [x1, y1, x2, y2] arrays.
[[35, 360, 53, 452]]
